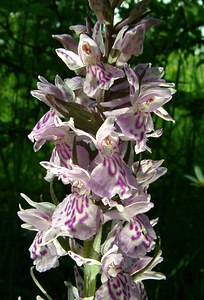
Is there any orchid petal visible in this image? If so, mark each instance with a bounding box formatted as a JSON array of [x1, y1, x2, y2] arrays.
[[74, 266, 84, 298], [68, 251, 102, 267], [154, 107, 175, 122], [20, 193, 55, 215], [56, 48, 84, 70], [64, 76, 83, 90], [92, 22, 105, 55], [136, 271, 166, 281], [40, 161, 90, 188], [116, 111, 147, 154], [100, 96, 130, 109], [69, 24, 87, 35], [95, 273, 140, 300], [78, 34, 101, 65], [104, 201, 154, 223], [52, 34, 78, 52], [91, 155, 137, 200], [146, 128, 163, 138], [84, 62, 124, 98], [44, 192, 101, 241], [29, 232, 66, 272], [117, 214, 156, 257], [28, 109, 57, 151], [18, 208, 51, 232], [124, 63, 140, 100], [121, 24, 145, 56], [95, 117, 115, 147]]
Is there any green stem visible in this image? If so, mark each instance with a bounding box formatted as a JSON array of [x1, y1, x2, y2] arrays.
[[49, 181, 59, 205], [30, 267, 53, 300], [83, 224, 102, 297]]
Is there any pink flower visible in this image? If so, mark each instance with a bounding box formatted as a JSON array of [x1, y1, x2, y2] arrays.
[[40, 162, 102, 241], [18, 194, 66, 272], [55, 22, 124, 98]]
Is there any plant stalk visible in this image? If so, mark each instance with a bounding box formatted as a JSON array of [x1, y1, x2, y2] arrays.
[[83, 224, 102, 297]]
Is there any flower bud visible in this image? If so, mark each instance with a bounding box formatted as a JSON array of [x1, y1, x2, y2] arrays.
[[89, 0, 112, 24]]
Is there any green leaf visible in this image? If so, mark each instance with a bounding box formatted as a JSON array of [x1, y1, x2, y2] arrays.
[[194, 165, 204, 181], [185, 175, 198, 183], [46, 96, 103, 135]]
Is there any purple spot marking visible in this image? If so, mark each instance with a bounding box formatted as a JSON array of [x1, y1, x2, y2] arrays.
[[79, 213, 89, 224], [76, 195, 84, 214], [135, 114, 145, 130], [117, 176, 127, 195], [88, 65, 97, 77], [51, 110, 56, 117], [107, 157, 118, 176], [40, 249, 47, 256], [58, 49, 77, 64], [59, 147, 71, 160], [116, 290, 122, 296], [129, 222, 134, 230], [43, 112, 50, 124], [129, 128, 137, 137], [142, 236, 152, 248], [137, 131, 144, 143], [131, 232, 141, 241], [88, 63, 112, 87], [36, 120, 41, 130], [107, 279, 118, 300]]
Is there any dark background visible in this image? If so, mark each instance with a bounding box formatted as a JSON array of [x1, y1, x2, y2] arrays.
[[0, 0, 204, 299]]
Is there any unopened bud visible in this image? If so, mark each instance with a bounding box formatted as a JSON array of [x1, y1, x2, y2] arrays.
[[89, 0, 112, 24]]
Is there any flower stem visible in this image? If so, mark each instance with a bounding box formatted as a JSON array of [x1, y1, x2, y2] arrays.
[[30, 267, 53, 300], [84, 224, 102, 297]]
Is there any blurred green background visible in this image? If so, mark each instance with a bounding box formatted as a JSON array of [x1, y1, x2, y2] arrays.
[[0, 0, 204, 299]]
